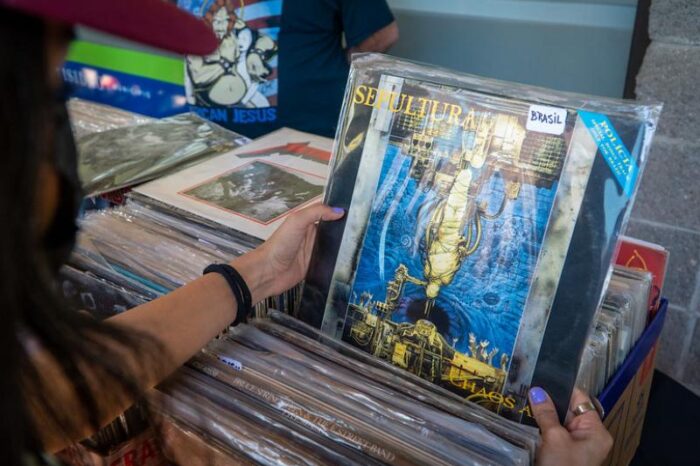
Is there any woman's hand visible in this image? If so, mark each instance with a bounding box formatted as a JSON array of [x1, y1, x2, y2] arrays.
[[231, 203, 345, 303], [530, 387, 613, 466]]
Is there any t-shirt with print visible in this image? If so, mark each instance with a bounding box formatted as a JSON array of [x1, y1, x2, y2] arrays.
[[177, 0, 394, 138]]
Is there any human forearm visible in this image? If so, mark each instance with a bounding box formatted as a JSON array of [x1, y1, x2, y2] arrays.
[[36, 204, 343, 452], [35, 250, 271, 453], [347, 21, 399, 57], [107, 249, 270, 385]]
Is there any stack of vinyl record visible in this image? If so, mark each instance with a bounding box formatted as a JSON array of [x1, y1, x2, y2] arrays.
[[154, 311, 540, 466], [63, 127, 334, 318], [62, 204, 245, 317], [63, 200, 300, 318], [128, 127, 333, 249], [576, 266, 654, 397]]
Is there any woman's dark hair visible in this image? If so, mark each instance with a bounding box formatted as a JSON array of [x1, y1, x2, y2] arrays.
[[0, 9, 161, 465]]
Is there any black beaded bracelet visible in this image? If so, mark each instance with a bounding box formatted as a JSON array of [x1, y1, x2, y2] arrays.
[[203, 263, 253, 326]]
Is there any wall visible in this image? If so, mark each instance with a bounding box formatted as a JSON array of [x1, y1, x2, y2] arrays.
[[386, 0, 637, 98], [630, 0, 700, 395]]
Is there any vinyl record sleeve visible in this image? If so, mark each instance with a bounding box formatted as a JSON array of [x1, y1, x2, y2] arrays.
[[615, 236, 668, 315], [299, 54, 661, 421], [59, 265, 149, 318], [132, 128, 332, 241], [77, 113, 249, 197], [226, 324, 530, 465], [68, 98, 154, 139], [260, 310, 539, 459]]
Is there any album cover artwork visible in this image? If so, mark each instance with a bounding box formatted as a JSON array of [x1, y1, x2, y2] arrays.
[[615, 236, 668, 316], [133, 128, 332, 240], [181, 161, 324, 225], [299, 54, 660, 421]]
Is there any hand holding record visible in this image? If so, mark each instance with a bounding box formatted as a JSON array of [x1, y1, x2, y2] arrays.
[[529, 387, 613, 466], [237, 204, 345, 302]]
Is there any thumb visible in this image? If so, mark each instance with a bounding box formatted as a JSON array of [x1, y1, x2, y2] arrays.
[[529, 387, 563, 434], [285, 203, 345, 231]]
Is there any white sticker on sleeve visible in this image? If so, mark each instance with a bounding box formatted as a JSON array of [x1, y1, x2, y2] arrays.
[[526, 105, 567, 135], [217, 356, 243, 371]]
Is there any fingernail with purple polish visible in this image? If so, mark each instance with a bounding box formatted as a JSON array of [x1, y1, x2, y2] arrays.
[[332, 207, 345, 215], [529, 387, 548, 405]]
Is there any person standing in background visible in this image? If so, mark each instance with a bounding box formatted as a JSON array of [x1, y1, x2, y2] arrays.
[[179, 0, 399, 138]]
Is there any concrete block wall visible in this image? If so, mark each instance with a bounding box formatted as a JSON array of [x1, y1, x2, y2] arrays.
[[630, 0, 700, 395]]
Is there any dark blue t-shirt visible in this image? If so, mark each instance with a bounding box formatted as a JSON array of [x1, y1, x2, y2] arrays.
[[178, 0, 394, 139]]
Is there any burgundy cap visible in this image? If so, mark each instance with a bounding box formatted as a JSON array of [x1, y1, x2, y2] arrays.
[[0, 0, 217, 55]]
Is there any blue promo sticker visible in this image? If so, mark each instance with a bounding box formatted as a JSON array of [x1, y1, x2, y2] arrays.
[[578, 110, 639, 197]]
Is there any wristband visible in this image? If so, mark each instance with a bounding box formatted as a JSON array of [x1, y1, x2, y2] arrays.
[[203, 263, 253, 326]]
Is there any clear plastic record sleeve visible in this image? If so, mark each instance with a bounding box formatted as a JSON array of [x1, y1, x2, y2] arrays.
[[159, 415, 255, 466], [67, 98, 154, 139], [298, 53, 661, 421], [610, 266, 652, 342], [261, 310, 539, 458], [159, 366, 377, 466], [71, 204, 300, 316], [77, 112, 249, 197], [575, 265, 654, 396], [155, 377, 333, 466], [225, 323, 531, 465], [59, 265, 150, 317], [74, 208, 229, 293], [191, 349, 460, 466], [123, 200, 253, 258]]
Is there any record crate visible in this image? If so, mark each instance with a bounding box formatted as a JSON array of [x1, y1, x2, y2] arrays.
[[599, 299, 668, 466]]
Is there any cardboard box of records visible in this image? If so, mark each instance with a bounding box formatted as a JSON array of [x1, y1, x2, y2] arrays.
[[600, 303, 665, 466]]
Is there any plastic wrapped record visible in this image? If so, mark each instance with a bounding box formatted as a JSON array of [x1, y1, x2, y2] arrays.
[[207, 339, 502, 465], [74, 208, 230, 294], [67, 98, 154, 139], [155, 379, 335, 466], [59, 265, 150, 318], [123, 200, 253, 258], [597, 308, 625, 374], [160, 416, 255, 466], [575, 265, 653, 396], [77, 112, 250, 197], [68, 232, 163, 302], [575, 343, 596, 396], [260, 311, 539, 459], [591, 329, 610, 396], [298, 53, 661, 422], [609, 266, 653, 344], [191, 353, 428, 465], [171, 367, 378, 466], [70, 205, 299, 317], [226, 323, 531, 466]]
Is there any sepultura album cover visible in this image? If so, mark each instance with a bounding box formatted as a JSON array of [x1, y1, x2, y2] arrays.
[[299, 54, 660, 422]]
